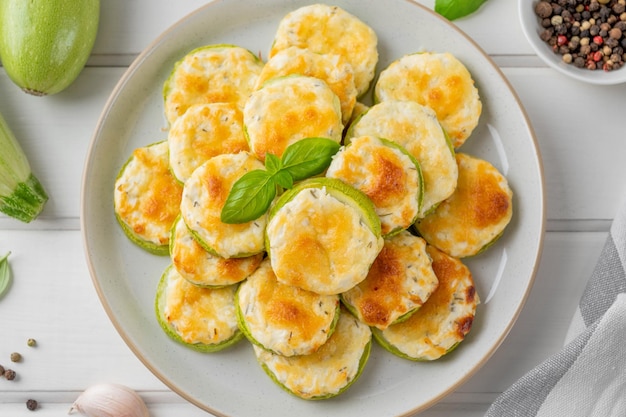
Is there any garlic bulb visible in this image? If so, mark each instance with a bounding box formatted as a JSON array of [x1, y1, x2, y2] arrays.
[[68, 383, 150, 417]]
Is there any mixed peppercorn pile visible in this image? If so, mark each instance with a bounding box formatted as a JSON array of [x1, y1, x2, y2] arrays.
[[534, 0, 626, 71]]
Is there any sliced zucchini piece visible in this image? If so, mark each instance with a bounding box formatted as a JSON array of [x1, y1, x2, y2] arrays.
[[326, 135, 423, 237], [236, 259, 340, 356], [373, 245, 479, 361], [253, 307, 371, 400], [341, 231, 438, 330], [414, 153, 513, 258], [155, 264, 243, 352], [266, 177, 383, 295], [169, 215, 263, 288], [180, 152, 267, 259], [113, 141, 183, 255]]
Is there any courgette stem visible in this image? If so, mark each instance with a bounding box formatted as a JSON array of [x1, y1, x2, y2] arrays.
[[0, 111, 48, 223]]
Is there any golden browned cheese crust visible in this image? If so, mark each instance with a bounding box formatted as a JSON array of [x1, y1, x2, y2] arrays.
[[326, 135, 421, 236], [255, 46, 357, 124], [269, 4, 378, 96], [161, 266, 239, 345], [164, 45, 263, 125], [170, 216, 263, 287], [237, 259, 339, 356], [114, 141, 183, 246], [348, 100, 457, 218], [253, 308, 371, 399], [341, 231, 438, 330], [375, 52, 481, 148], [377, 245, 479, 360], [415, 153, 513, 258], [267, 185, 383, 295], [244, 75, 342, 161], [168, 103, 249, 183], [180, 152, 266, 258]]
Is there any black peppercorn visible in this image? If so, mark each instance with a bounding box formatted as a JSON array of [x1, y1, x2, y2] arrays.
[[4, 369, 16, 381], [26, 399, 38, 411]]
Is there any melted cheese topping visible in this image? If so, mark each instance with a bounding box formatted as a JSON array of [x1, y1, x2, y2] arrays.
[[378, 245, 479, 360], [170, 216, 263, 287], [375, 52, 482, 148], [255, 46, 357, 124], [237, 259, 339, 356], [180, 152, 266, 258], [162, 266, 239, 345], [168, 103, 249, 183], [326, 135, 420, 236], [267, 186, 383, 295], [254, 308, 371, 399], [415, 153, 513, 258], [114, 141, 183, 246], [349, 100, 457, 217], [164, 45, 263, 124], [243, 75, 342, 161], [269, 4, 378, 96], [342, 231, 438, 330]]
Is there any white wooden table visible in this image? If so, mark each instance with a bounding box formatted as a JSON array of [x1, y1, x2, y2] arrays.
[[1, 1, 625, 415]]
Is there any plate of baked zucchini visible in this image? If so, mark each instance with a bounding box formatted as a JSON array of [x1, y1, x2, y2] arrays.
[[82, 1, 545, 416]]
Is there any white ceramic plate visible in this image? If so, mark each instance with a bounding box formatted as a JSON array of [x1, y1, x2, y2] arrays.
[[81, 1, 545, 415]]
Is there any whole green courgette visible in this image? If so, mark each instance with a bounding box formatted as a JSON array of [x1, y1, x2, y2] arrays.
[[0, 111, 48, 222]]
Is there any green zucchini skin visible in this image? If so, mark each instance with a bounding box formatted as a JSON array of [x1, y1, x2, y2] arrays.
[[0, 112, 48, 223], [0, 0, 100, 95]]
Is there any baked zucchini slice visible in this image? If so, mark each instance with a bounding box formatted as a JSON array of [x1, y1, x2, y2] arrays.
[[155, 264, 243, 352], [180, 152, 267, 259], [266, 177, 383, 295], [372, 245, 479, 361], [236, 259, 340, 356], [414, 153, 513, 258], [169, 215, 263, 288], [347, 100, 457, 218], [374, 51, 482, 148], [341, 231, 438, 330], [113, 141, 183, 255], [253, 308, 371, 400], [326, 135, 423, 237], [163, 44, 263, 125], [243, 74, 342, 162]]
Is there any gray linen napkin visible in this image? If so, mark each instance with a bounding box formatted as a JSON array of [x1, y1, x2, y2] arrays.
[[485, 196, 626, 417]]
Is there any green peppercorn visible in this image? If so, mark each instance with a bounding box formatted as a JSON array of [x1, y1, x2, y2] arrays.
[[26, 399, 38, 411], [10, 352, 22, 362], [27, 338, 36, 347]]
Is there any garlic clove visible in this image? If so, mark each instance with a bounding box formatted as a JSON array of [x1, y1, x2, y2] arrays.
[[68, 383, 150, 417]]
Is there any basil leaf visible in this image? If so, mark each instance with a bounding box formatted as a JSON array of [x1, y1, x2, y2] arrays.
[[0, 252, 11, 299], [281, 137, 340, 181], [220, 170, 276, 224], [272, 170, 293, 190], [264, 153, 282, 174], [435, 0, 488, 20]]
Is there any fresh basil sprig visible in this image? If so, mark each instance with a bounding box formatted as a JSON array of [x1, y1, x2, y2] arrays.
[[0, 252, 11, 299], [221, 138, 340, 224], [435, 0, 488, 21]]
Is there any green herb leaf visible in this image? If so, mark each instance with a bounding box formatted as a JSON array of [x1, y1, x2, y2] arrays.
[[0, 252, 11, 299], [435, 0, 488, 20], [220, 170, 276, 224], [281, 137, 341, 181], [272, 170, 294, 190], [264, 153, 282, 174]]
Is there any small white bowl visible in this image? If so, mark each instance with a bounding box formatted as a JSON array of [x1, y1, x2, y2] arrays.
[[519, 0, 626, 85]]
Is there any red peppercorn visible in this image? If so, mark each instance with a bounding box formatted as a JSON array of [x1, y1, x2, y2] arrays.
[[593, 51, 603, 61], [557, 35, 568, 45], [593, 35, 604, 45]]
